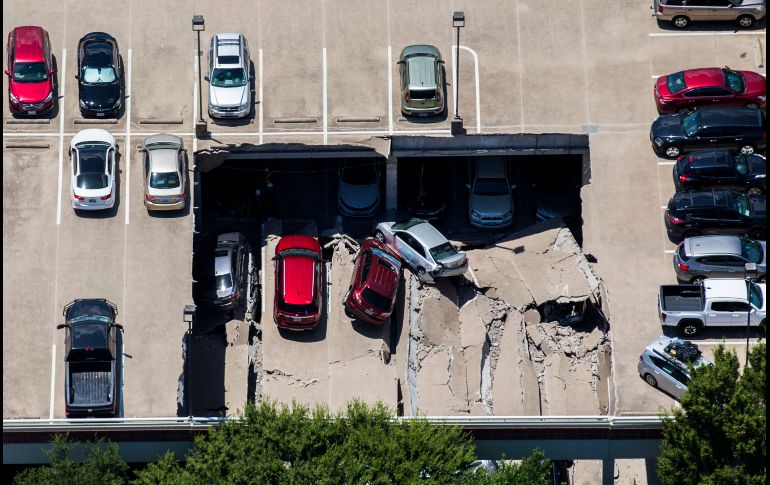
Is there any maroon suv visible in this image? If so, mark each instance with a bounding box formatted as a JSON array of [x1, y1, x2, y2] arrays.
[[273, 235, 323, 330], [6, 26, 55, 115], [344, 238, 402, 325]]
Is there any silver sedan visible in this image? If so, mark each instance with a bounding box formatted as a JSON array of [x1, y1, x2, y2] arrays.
[[143, 134, 186, 211]]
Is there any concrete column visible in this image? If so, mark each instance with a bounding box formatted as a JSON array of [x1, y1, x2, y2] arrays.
[[386, 155, 398, 213], [646, 458, 661, 485], [602, 459, 615, 485]]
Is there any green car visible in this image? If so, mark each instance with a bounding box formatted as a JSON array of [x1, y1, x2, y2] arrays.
[[398, 45, 446, 117]]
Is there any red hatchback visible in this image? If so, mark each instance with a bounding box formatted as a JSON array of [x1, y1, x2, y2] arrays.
[[273, 235, 323, 330], [654, 67, 766, 114], [344, 238, 402, 325], [5, 26, 55, 115]]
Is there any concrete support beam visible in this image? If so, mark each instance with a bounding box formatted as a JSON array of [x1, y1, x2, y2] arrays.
[[386, 155, 398, 213], [602, 459, 615, 485]]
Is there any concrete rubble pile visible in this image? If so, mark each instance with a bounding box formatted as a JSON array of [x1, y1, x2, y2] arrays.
[[403, 218, 612, 416]]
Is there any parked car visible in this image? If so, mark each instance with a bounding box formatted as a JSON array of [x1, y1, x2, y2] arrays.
[[274, 236, 323, 330], [639, 336, 711, 399], [658, 279, 766, 336], [375, 218, 467, 281], [654, 67, 766, 114], [673, 150, 766, 194], [468, 157, 514, 229], [398, 45, 445, 117], [653, 0, 766, 29], [195, 233, 248, 311], [674, 235, 766, 282], [5, 26, 55, 115], [338, 159, 380, 217], [344, 238, 402, 325], [76, 32, 122, 117], [57, 299, 122, 417], [69, 129, 117, 211], [206, 33, 252, 118], [650, 107, 766, 159], [407, 162, 448, 221], [143, 134, 186, 211], [664, 189, 766, 241]]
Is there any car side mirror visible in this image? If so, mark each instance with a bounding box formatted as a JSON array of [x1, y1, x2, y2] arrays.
[[249, 75, 254, 81], [56, 324, 67, 330], [510, 184, 517, 190], [465, 183, 471, 189], [50, 68, 57, 75], [397, 60, 404, 65], [112, 323, 124, 331], [74, 74, 79, 79], [204, 75, 210, 81], [3, 69, 9, 75]]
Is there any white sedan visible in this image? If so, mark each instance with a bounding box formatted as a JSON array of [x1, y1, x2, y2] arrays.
[[70, 129, 117, 211]]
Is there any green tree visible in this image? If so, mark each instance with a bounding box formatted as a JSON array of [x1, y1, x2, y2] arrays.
[[657, 342, 766, 485]]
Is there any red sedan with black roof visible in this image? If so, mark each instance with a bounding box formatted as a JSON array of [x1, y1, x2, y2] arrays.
[[273, 235, 324, 330], [654, 67, 766, 114], [344, 238, 402, 325]]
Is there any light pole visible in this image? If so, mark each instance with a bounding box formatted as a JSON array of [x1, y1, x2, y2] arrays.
[[183, 304, 196, 418], [451, 11, 465, 136], [744, 263, 757, 367], [192, 16, 207, 138]]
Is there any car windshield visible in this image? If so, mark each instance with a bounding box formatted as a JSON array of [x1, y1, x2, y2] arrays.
[[77, 143, 108, 169], [361, 287, 391, 311], [741, 237, 763, 263], [71, 321, 109, 349], [429, 242, 457, 262], [732, 193, 751, 217], [81, 66, 116, 84], [681, 112, 700, 138], [723, 69, 745, 93], [12, 61, 48, 82], [211, 68, 247, 87], [733, 155, 749, 175], [342, 162, 378, 185], [666, 72, 686, 93], [76, 173, 108, 189], [474, 179, 509, 196], [201, 274, 233, 291], [150, 171, 181, 189], [410, 88, 436, 100], [749, 282, 762, 309]]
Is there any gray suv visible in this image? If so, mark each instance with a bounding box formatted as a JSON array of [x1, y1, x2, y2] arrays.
[[674, 235, 766, 282], [468, 157, 514, 229], [638, 336, 711, 400], [206, 33, 252, 118], [195, 232, 249, 310], [654, 0, 766, 29]]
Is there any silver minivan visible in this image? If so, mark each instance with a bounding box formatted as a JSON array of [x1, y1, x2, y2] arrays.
[[654, 0, 766, 29], [638, 336, 711, 399]]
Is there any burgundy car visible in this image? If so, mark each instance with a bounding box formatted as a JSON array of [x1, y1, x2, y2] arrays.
[[273, 235, 323, 330], [654, 67, 766, 114], [344, 238, 402, 325], [5, 26, 55, 115]]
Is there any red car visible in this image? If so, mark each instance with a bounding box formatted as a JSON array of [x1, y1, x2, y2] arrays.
[[273, 235, 323, 330], [654, 67, 766, 114], [5, 26, 55, 115], [344, 238, 402, 325]]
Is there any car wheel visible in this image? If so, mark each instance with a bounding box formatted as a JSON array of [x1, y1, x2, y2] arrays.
[[690, 275, 706, 283], [416, 267, 427, 281], [739, 145, 756, 155], [748, 187, 763, 196], [745, 102, 760, 109], [678, 320, 702, 337], [665, 146, 681, 158], [374, 230, 385, 243], [748, 228, 766, 240], [672, 16, 689, 29], [645, 374, 658, 388], [737, 15, 755, 28], [757, 275, 766, 284]]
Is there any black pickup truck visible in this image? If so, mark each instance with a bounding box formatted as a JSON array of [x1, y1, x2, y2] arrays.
[[57, 299, 122, 417]]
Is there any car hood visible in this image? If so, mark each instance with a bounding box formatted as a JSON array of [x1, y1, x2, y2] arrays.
[[10, 79, 51, 103], [742, 71, 767, 96], [469, 193, 511, 215], [80, 83, 120, 109], [339, 182, 379, 210], [437, 250, 467, 269], [210, 84, 248, 107], [651, 114, 684, 139], [739, 0, 766, 7]]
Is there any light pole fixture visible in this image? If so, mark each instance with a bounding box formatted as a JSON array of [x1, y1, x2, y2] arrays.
[[744, 263, 757, 367], [192, 16, 207, 138], [183, 304, 196, 418], [451, 11, 466, 136]]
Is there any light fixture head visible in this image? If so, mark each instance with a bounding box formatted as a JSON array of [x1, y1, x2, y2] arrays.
[[192, 15, 205, 32], [453, 11, 465, 28]]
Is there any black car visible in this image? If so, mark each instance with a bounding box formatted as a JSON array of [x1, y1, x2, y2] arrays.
[[77, 32, 122, 117], [650, 107, 766, 159], [407, 164, 447, 221], [673, 150, 766, 194], [664, 189, 766, 241]]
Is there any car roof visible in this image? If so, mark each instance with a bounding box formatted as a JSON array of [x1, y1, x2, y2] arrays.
[[406, 221, 447, 248], [12, 26, 46, 62], [685, 235, 742, 257], [683, 68, 726, 89], [148, 146, 179, 173], [214, 33, 243, 64], [695, 107, 763, 127], [278, 238, 319, 306], [672, 189, 733, 210], [475, 157, 506, 178], [406, 56, 437, 89], [365, 250, 401, 296]]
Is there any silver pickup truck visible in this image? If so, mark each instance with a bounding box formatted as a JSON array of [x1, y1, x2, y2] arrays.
[[658, 279, 766, 336]]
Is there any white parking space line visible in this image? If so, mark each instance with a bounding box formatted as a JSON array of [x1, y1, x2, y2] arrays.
[[649, 31, 766, 37], [387, 46, 393, 135], [259, 48, 264, 145], [456, 46, 481, 134], [664, 249, 676, 254], [657, 161, 676, 165], [125, 49, 132, 225], [56, 49, 67, 226], [49, 344, 56, 419], [322, 48, 328, 145], [193, 53, 198, 154], [661, 205, 667, 210], [651, 75, 661, 79], [211, 129, 451, 137]]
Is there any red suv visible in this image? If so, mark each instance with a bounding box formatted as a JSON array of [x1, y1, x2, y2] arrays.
[[273, 235, 323, 330], [654, 67, 766, 114], [5, 26, 55, 115], [344, 238, 402, 325]]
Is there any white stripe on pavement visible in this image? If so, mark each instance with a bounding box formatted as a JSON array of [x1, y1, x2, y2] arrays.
[[49, 344, 56, 419], [124, 49, 132, 225], [322, 48, 328, 145], [259, 48, 264, 145], [56, 48, 67, 226]]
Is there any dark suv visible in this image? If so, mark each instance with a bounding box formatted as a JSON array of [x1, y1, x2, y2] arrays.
[[673, 150, 766, 194], [651, 107, 766, 159], [664, 189, 766, 241]]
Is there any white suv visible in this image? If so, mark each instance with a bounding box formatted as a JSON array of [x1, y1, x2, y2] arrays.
[[205, 33, 252, 118]]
